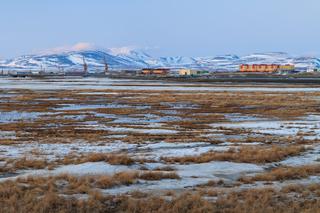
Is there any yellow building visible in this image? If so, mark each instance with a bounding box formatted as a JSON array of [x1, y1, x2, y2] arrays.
[[279, 64, 295, 72]]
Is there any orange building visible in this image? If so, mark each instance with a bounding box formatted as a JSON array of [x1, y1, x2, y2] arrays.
[[240, 64, 281, 72], [141, 68, 170, 75]]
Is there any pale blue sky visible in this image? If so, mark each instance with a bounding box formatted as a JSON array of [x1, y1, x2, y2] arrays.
[[0, 0, 319, 58]]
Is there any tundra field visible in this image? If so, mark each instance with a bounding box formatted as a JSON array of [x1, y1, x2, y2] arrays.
[[0, 77, 320, 212]]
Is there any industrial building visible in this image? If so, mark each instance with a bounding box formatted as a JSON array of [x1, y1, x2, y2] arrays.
[[141, 68, 170, 75], [115, 70, 139, 76], [179, 69, 198, 76], [179, 69, 209, 76], [279, 64, 295, 72], [240, 64, 295, 72], [306, 67, 320, 73]]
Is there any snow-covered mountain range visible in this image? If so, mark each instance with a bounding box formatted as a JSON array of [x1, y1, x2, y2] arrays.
[[0, 50, 319, 72]]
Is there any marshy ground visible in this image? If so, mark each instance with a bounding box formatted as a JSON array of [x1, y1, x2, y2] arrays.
[[0, 77, 320, 212]]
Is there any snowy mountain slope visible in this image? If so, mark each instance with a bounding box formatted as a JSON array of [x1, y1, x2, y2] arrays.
[[0, 50, 319, 71], [0, 50, 148, 70]]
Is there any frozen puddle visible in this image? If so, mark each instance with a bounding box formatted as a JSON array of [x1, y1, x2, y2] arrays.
[[104, 162, 263, 195], [52, 162, 132, 175], [2, 77, 320, 92], [0, 94, 17, 98], [110, 114, 183, 124], [0, 159, 263, 195], [158, 110, 181, 115], [279, 144, 320, 166], [211, 115, 320, 138], [0, 141, 137, 160], [82, 124, 179, 135], [0, 111, 44, 123], [224, 113, 269, 122], [175, 161, 263, 180], [136, 142, 229, 159], [161, 102, 199, 109], [77, 92, 120, 95], [0, 131, 16, 139], [54, 104, 132, 111], [0, 162, 136, 182], [239, 176, 320, 191]]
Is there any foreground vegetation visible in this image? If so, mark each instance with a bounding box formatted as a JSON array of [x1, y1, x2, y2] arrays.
[[1, 176, 320, 213], [1, 84, 320, 212]]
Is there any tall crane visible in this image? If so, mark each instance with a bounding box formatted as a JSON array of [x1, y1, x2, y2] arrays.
[[83, 57, 88, 74], [103, 56, 109, 75]]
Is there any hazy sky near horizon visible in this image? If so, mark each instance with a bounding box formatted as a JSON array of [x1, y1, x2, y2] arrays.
[[0, 0, 319, 58]]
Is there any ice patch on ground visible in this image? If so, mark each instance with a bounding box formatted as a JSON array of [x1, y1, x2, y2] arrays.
[[0, 162, 137, 182], [52, 162, 132, 175], [104, 161, 263, 195], [211, 115, 320, 139], [54, 104, 130, 110], [83, 124, 178, 135], [0, 141, 136, 160], [136, 142, 229, 159], [161, 102, 199, 109], [158, 110, 181, 115], [0, 111, 44, 123], [110, 114, 183, 124], [279, 144, 320, 166], [0, 131, 16, 139], [224, 113, 269, 122]]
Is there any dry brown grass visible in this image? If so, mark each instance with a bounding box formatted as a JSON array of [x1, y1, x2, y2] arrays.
[[166, 121, 211, 129], [58, 153, 136, 166], [1, 182, 320, 213], [161, 145, 307, 164], [0, 166, 14, 174], [1, 89, 319, 151], [11, 157, 48, 170], [153, 165, 176, 171], [0, 139, 19, 145], [1, 153, 136, 174], [239, 164, 320, 183], [82, 153, 135, 165], [138, 171, 180, 181], [202, 179, 225, 187], [2, 87, 320, 212], [64, 172, 138, 191]]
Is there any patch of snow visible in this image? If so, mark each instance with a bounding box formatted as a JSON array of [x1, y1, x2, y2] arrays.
[[224, 113, 269, 122], [0, 131, 16, 139], [84, 124, 178, 135], [0, 111, 44, 123], [104, 161, 263, 195], [279, 144, 320, 166]]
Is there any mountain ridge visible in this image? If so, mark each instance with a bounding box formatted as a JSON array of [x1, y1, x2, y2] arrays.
[[0, 50, 319, 72]]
